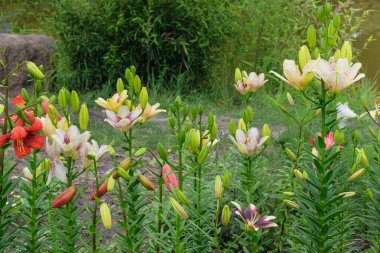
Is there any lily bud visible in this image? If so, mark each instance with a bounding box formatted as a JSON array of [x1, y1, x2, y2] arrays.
[[107, 176, 115, 192], [27, 61, 45, 79], [138, 175, 155, 191], [244, 106, 253, 123], [139, 87, 148, 109], [71, 91, 80, 113], [355, 148, 369, 169], [176, 189, 189, 205], [116, 167, 131, 180], [100, 203, 112, 229], [293, 169, 304, 180], [333, 13, 341, 28], [283, 191, 296, 196], [366, 188, 373, 200], [298, 45, 311, 69], [229, 120, 237, 136], [215, 175, 223, 200], [221, 205, 231, 226], [287, 92, 295, 106], [186, 129, 199, 154], [21, 88, 30, 102], [116, 78, 124, 94], [338, 192, 356, 198], [262, 124, 271, 145], [235, 68, 242, 82], [157, 143, 168, 161], [312, 147, 319, 157], [285, 148, 297, 161], [341, 41, 352, 64], [51, 185, 76, 208], [238, 119, 247, 131], [108, 145, 116, 157], [222, 171, 230, 189], [307, 25, 317, 49], [48, 105, 59, 126], [352, 130, 359, 146], [170, 198, 189, 220], [134, 75, 142, 93], [334, 130, 345, 145], [58, 89, 67, 109], [119, 157, 132, 170], [348, 168, 365, 182], [197, 147, 209, 165], [134, 148, 147, 157], [284, 199, 300, 209], [90, 180, 108, 200], [79, 104, 89, 131]]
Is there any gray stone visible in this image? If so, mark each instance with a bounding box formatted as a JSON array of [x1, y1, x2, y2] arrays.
[[0, 34, 54, 95]]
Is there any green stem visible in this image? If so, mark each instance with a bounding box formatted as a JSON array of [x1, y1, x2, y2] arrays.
[[156, 182, 163, 253], [214, 199, 220, 252], [66, 158, 74, 252], [92, 159, 99, 252], [30, 151, 38, 252], [247, 157, 253, 202]]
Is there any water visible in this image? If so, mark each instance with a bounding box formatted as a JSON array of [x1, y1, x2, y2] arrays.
[[353, 0, 380, 86]]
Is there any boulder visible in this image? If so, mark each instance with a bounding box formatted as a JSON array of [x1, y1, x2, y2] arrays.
[[0, 34, 55, 95]]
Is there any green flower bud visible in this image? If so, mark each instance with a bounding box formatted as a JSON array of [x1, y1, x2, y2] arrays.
[[157, 143, 168, 161], [170, 198, 189, 220], [116, 78, 124, 94], [134, 148, 147, 157], [352, 130, 359, 145], [79, 104, 89, 131], [100, 202, 112, 229], [338, 192, 355, 198], [197, 147, 209, 165], [333, 13, 341, 28], [222, 171, 230, 189], [229, 120, 237, 136], [176, 189, 189, 205], [214, 175, 223, 200], [34, 80, 42, 96], [262, 124, 271, 145], [107, 175, 115, 192], [307, 25, 317, 49], [298, 45, 311, 69], [71, 91, 80, 113], [138, 175, 155, 191], [244, 106, 253, 123], [117, 167, 131, 180], [334, 130, 345, 145], [293, 169, 304, 180], [285, 148, 297, 161], [324, 3, 332, 16], [284, 199, 300, 209], [355, 148, 369, 169], [317, 7, 324, 21], [283, 192, 296, 196], [341, 41, 352, 64], [221, 205, 231, 226], [58, 88, 67, 109], [47, 104, 59, 126], [27, 61, 45, 79], [21, 88, 30, 102], [348, 168, 365, 182], [139, 87, 148, 109], [235, 68, 242, 82], [108, 145, 116, 157], [366, 188, 373, 200]]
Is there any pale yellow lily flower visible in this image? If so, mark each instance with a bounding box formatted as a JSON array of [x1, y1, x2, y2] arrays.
[[95, 90, 128, 112]]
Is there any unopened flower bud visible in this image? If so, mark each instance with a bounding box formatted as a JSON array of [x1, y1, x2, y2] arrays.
[[135, 148, 147, 157], [238, 119, 247, 131], [262, 124, 271, 145], [79, 104, 89, 131], [157, 143, 168, 161], [312, 147, 319, 157], [229, 120, 237, 136], [27, 61, 45, 79], [198, 147, 209, 165], [285, 148, 297, 161], [307, 25, 317, 49], [71, 91, 80, 113], [355, 148, 369, 169], [119, 157, 132, 170], [298, 45, 311, 69], [215, 175, 223, 200], [284, 199, 300, 209], [134, 75, 142, 93], [21, 88, 30, 102], [235, 68, 242, 82], [287, 92, 295, 106], [175, 189, 189, 205], [90, 180, 108, 200], [139, 87, 148, 109], [221, 205, 231, 226], [58, 88, 67, 109], [138, 175, 155, 191], [334, 130, 345, 145], [116, 78, 124, 94], [348, 168, 365, 182], [293, 169, 304, 180], [48, 104, 59, 125], [338, 192, 355, 198], [222, 171, 230, 189], [352, 130, 359, 145], [283, 192, 296, 196], [244, 106, 253, 123], [341, 41, 352, 64], [116, 167, 131, 180], [51, 185, 76, 208], [108, 145, 115, 157], [170, 198, 189, 220], [107, 176, 115, 192], [366, 188, 373, 200], [100, 202, 112, 229]]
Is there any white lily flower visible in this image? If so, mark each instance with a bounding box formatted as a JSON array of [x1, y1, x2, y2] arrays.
[[82, 140, 109, 169], [52, 125, 91, 160], [95, 90, 128, 112], [45, 139, 67, 185], [235, 71, 267, 95], [140, 103, 166, 123], [41, 116, 68, 140], [229, 128, 268, 157], [104, 105, 142, 132], [271, 59, 316, 91], [337, 102, 358, 129], [313, 58, 365, 93]]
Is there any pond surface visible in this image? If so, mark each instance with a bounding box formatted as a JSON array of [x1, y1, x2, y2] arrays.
[[353, 0, 380, 86]]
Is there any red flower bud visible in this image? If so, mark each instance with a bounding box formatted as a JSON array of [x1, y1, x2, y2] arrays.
[[90, 180, 108, 200], [51, 185, 77, 208]]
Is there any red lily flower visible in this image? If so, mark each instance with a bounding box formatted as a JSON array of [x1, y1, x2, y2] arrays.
[[0, 117, 44, 158], [317, 132, 335, 149], [162, 164, 179, 192], [13, 93, 25, 108]]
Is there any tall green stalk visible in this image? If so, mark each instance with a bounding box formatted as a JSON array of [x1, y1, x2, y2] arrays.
[[92, 159, 99, 252]]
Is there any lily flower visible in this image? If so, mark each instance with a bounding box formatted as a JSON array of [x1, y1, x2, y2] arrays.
[[235, 71, 267, 95], [139, 103, 166, 123], [336, 102, 358, 129], [52, 125, 91, 160], [232, 201, 277, 231], [41, 116, 68, 140], [162, 164, 179, 192], [104, 105, 142, 132], [197, 130, 219, 147], [45, 139, 67, 185], [0, 117, 44, 158], [95, 90, 128, 112], [317, 132, 335, 149], [313, 58, 365, 93], [271, 59, 316, 91], [229, 128, 268, 157], [82, 140, 109, 169]]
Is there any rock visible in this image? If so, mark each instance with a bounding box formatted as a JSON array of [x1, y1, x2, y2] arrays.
[[0, 34, 54, 95]]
